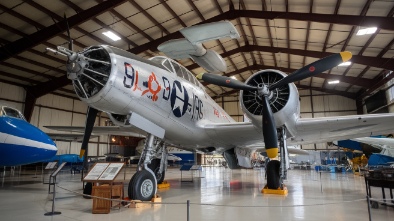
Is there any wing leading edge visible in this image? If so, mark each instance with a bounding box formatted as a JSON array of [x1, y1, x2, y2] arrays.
[[200, 113, 394, 147]]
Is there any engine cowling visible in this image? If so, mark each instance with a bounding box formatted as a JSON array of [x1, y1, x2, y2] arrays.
[[240, 70, 300, 137]]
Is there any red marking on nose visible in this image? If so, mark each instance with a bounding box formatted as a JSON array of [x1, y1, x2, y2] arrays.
[[226, 80, 231, 83], [166, 87, 169, 91], [309, 66, 315, 72]]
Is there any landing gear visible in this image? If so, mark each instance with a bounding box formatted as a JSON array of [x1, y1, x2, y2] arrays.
[[128, 170, 157, 201], [128, 134, 167, 201], [148, 159, 166, 184], [265, 127, 288, 190]]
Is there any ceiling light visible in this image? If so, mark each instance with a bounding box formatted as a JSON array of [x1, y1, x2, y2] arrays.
[[230, 76, 237, 80], [338, 61, 351, 66], [328, 80, 340, 84], [356, 27, 377, 36], [103, 31, 121, 41]]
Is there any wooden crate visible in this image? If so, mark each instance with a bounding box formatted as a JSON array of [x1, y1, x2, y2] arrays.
[[92, 185, 111, 214]]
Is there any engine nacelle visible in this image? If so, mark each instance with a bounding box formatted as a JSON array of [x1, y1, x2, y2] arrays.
[[240, 70, 300, 137]]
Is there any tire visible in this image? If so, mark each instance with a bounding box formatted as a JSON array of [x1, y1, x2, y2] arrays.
[[128, 171, 140, 200], [131, 170, 156, 201], [266, 160, 281, 189], [148, 159, 166, 184], [83, 182, 92, 199]]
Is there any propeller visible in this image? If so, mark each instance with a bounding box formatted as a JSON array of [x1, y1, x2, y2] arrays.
[[197, 51, 352, 159], [64, 13, 73, 51], [63, 14, 99, 159], [79, 107, 98, 158]]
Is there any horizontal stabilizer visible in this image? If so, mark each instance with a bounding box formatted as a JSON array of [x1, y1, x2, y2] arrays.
[[158, 21, 240, 72], [180, 20, 240, 43]]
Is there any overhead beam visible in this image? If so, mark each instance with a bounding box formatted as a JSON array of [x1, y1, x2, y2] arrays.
[[357, 70, 394, 100], [0, 0, 127, 61], [129, 9, 394, 54], [201, 64, 372, 88], [185, 44, 392, 71], [27, 75, 70, 98]]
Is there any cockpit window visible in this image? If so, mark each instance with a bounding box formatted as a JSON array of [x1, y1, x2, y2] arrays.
[[162, 60, 173, 72], [2, 107, 25, 120], [149, 56, 204, 90]]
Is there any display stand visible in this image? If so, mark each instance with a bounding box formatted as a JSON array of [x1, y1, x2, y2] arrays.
[[45, 162, 57, 193], [43, 162, 57, 184], [44, 162, 67, 216], [83, 162, 125, 214]]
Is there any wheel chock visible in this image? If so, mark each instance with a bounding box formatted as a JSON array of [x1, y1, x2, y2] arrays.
[[261, 185, 288, 195], [151, 194, 161, 203], [127, 195, 162, 208], [157, 181, 170, 189]]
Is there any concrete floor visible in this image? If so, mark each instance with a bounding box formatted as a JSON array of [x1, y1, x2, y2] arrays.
[[0, 166, 392, 221]]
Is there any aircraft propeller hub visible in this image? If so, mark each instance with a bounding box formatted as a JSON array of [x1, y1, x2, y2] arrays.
[[66, 55, 87, 80], [257, 84, 271, 97]]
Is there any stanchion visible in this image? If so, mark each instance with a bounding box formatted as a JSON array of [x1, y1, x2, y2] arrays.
[[366, 195, 372, 221], [44, 176, 61, 216], [320, 172, 323, 193], [187, 200, 190, 221], [44, 162, 66, 216]]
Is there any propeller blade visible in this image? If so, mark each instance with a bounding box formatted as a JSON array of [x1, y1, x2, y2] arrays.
[[269, 51, 352, 90], [79, 107, 98, 158], [196, 73, 257, 91], [261, 96, 278, 158], [63, 13, 73, 51]]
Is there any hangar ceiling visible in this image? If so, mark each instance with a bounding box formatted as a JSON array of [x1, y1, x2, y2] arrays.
[[0, 0, 393, 113]]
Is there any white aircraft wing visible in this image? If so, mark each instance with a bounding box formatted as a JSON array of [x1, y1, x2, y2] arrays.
[[351, 137, 394, 148], [292, 114, 394, 145], [44, 126, 146, 138], [47, 133, 99, 142], [202, 113, 394, 147]]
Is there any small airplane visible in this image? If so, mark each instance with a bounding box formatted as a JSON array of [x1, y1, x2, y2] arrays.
[[0, 105, 57, 166], [42, 154, 84, 166], [46, 21, 394, 201], [350, 136, 394, 166]]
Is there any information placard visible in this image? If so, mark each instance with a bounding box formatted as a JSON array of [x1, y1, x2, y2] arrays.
[[45, 162, 57, 170], [51, 162, 67, 177], [84, 163, 109, 181], [98, 163, 124, 180]]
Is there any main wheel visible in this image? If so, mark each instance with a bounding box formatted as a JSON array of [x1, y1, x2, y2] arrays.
[[148, 159, 166, 184], [128, 171, 140, 200], [266, 160, 281, 189], [129, 170, 156, 201]]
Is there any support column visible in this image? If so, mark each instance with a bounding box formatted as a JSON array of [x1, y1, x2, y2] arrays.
[[23, 88, 37, 122]]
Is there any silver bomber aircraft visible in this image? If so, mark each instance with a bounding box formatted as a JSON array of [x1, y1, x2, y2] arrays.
[[46, 21, 394, 201]]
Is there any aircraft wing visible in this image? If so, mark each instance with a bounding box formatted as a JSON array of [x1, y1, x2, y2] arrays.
[[202, 113, 394, 147], [47, 133, 99, 142], [351, 137, 394, 148], [45, 126, 146, 138], [292, 114, 394, 145]]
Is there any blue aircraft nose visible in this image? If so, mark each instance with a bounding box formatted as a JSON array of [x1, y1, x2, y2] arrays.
[[0, 117, 57, 166]]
